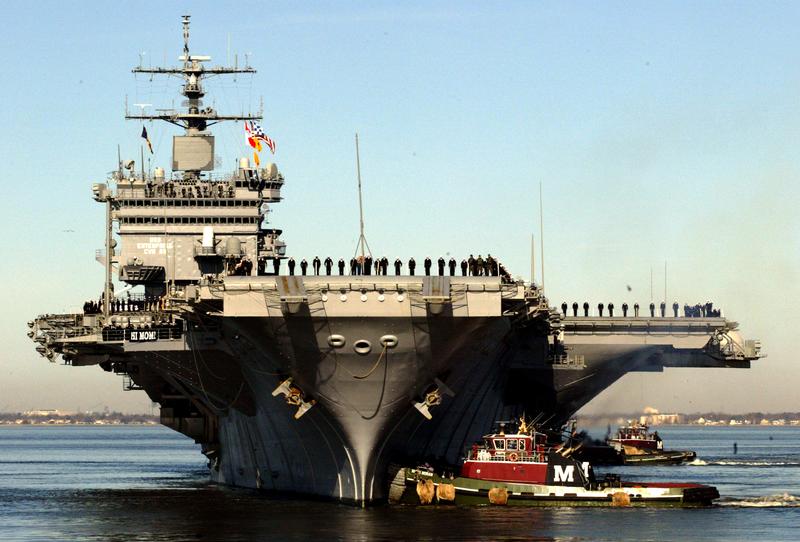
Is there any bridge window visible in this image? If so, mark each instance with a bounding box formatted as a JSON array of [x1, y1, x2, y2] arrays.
[[507, 439, 518, 451], [493, 439, 505, 450]]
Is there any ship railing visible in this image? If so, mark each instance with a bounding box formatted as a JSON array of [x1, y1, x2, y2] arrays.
[[548, 353, 586, 369], [41, 326, 98, 340], [469, 453, 546, 463]]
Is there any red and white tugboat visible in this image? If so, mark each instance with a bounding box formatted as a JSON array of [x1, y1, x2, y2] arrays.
[[608, 421, 696, 465], [402, 418, 717, 506]]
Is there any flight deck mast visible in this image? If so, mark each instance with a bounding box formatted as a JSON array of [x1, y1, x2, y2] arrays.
[[124, 15, 262, 175]]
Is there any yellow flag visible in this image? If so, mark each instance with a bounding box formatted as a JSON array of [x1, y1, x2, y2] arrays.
[[253, 151, 260, 167]]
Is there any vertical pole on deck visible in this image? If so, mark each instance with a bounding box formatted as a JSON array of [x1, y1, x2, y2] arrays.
[[539, 182, 545, 292]]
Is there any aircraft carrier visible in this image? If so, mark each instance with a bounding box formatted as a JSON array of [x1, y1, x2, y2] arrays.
[[28, 17, 763, 505]]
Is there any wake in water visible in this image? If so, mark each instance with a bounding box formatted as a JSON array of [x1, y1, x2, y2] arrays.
[[687, 459, 800, 467], [718, 493, 800, 507]]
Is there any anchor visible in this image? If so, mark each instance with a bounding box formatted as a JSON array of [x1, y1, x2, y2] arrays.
[[272, 377, 316, 419], [413, 378, 454, 420]]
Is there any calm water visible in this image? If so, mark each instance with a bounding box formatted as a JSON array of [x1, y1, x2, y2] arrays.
[[0, 425, 798, 541]]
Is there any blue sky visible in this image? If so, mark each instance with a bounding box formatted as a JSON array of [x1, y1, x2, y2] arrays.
[[0, 1, 798, 413]]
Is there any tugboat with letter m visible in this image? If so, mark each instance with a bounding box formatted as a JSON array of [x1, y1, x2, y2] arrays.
[[400, 418, 717, 506], [607, 421, 696, 465]]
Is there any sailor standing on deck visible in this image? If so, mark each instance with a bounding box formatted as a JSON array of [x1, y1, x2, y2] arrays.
[[288, 257, 296, 276], [324, 257, 333, 276], [409, 257, 416, 276], [364, 255, 372, 276], [572, 302, 578, 316], [381, 256, 389, 275], [583, 301, 589, 317], [437, 257, 445, 276], [312, 256, 321, 275], [338, 258, 345, 276], [394, 258, 402, 275], [561, 302, 568, 316], [424, 257, 432, 276], [487, 254, 496, 276], [300, 259, 308, 276], [634, 303, 640, 317], [448, 257, 456, 276], [476, 255, 485, 276], [468, 254, 476, 276], [350, 257, 357, 275], [461, 259, 468, 276]]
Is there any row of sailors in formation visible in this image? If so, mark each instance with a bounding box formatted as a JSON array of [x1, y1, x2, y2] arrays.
[[561, 301, 721, 318], [143, 182, 235, 199], [83, 295, 164, 315], [280, 255, 511, 280]]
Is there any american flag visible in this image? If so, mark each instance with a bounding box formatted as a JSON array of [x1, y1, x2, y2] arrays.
[[250, 121, 276, 154]]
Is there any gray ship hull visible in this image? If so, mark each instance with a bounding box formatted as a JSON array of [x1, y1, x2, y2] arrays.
[[31, 277, 761, 505]]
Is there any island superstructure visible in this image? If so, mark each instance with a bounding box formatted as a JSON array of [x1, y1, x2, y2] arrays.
[[28, 17, 762, 505]]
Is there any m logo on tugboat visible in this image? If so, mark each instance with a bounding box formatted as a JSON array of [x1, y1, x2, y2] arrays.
[[553, 465, 575, 483]]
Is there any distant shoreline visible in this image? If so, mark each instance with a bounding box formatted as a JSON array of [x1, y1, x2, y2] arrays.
[[4, 411, 800, 428], [0, 411, 158, 426]]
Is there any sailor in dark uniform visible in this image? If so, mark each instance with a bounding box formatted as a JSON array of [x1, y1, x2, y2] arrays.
[[409, 257, 416, 276], [561, 302, 568, 316], [583, 301, 589, 317], [437, 257, 445, 276], [487, 254, 496, 276], [649, 302, 655, 317], [476, 255, 484, 276], [273, 258, 281, 275], [324, 257, 333, 276], [672, 301, 679, 318], [598, 302, 604, 317], [622, 302, 628, 317], [460, 259, 468, 276], [448, 258, 456, 276], [660, 301, 666, 317], [288, 257, 296, 276], [338, 258, 345, 276], [572, 302, 578, 317], [468, 254, 476, 276], [424, 257, 432, 276], [300, 259, 308, 276], [381, 256, 389, 275], [394, 258, 402, 275], [608, 302, 614, 317], [364, 255, 372, 276], [312, 256, 321, 275], [634, 302, 639, 317]]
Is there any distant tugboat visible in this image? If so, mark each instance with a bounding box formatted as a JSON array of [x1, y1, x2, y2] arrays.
[[400, 418, 717, 506], [608, 421, 696, 465]]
